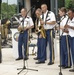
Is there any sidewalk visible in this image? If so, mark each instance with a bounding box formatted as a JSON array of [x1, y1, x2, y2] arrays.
[[0, 34, 74, 75], [0, 48, 74, 75]]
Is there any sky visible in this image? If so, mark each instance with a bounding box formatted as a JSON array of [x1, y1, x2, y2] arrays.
[[2, 0, 17, 4]]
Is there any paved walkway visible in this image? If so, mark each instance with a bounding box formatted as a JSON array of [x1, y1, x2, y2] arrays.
[[0, 33, 74, 75], [0, 47, 74, 75]]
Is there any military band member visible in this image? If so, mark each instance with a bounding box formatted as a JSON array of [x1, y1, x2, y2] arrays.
[[16, 8, 34, 60], [40, 4, 56, 65], [65, 8, 74, 72], [34, 8, 42, 60], [59, 7, 71, 69], [35, 8, 46, 64]]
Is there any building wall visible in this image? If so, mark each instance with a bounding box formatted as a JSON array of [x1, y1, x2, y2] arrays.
[[17, 0, 65, 15], [25, 0, 31, 16], [25, 0, 63, 15], [50, 0, 58, 15]]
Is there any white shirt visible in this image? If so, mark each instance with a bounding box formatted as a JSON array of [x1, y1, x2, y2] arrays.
[[41, 10, 56, 29], [20, 16, 34, 27], [60, 15, 69, 36], [68, 17, 74, 37]]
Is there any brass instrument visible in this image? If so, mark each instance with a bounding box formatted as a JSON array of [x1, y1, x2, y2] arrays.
[[35, 19, 40, 33], [18, 25, 25, 33], [2, 20, 11, 28], [14, 16, 25, 33], [1, 20, 11, 39], [35, 17, 46, 38], [6, 20, 11, 25]]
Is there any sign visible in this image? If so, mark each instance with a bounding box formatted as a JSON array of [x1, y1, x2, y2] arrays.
[[11, 29, 19, 59], [13, 32, 19, 42]]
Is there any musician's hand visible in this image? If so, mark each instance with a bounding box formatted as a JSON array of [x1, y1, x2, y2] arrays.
[[63, 29, 69, 33], [24, 27, 27, 30], [40, 20, 45, 25], [18, 25, 21, 28], [64, 25, 70, 28], [24, 27, 29, 30], [18, 26, 20, 29], [39, 34, 43, 38]]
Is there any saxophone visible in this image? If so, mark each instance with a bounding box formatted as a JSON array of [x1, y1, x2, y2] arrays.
[[35, 17, 46, 38], [39, 17, 46, 38]]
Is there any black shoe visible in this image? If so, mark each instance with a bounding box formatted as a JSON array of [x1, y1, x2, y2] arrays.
[[69, 69, 74, 72], [34, 57, 38, 60], [62, 66, 71, 69], [58, 65, 65, 67], [24, 57, 28, 60], [48, 62, 54, 65], [16, 58, 23, 60], [36, 61, 45, 64]]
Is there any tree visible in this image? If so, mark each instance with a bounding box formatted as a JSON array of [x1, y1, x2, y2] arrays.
[[0, 0, 2, 19], [65, 0, 74, 9], [1, 2, 17, 19]]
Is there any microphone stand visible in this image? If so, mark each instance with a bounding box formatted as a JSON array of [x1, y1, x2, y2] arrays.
[[17, 5, 38, 75], [58, 21, 63, 75], [58, 16, 70, 75], [58, 15, 66, 75], [57, 17, 66, 75]]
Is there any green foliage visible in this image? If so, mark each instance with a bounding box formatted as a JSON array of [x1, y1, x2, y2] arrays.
[[1, 2, 17, 19], [65, 0, 74, 9], [58, 0, 65, 8]]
